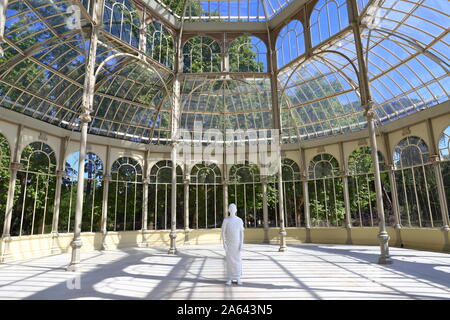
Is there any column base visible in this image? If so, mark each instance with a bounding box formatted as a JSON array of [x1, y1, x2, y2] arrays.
[[278, 229, 287, 252], [378, 256, 393, 265], [0, 236, 12, 263], [100, 232, 109, 250], [51, 232, 61, 255], [66, 262, 81, 272], [184, 229, 191, 245], [305, 227, 312, 243], [378, 231, 392, 265], [138, 230, 150, 248], [67, 239, 82, 272], [442, 228, 450, 253], [345, 226, 353, 245], [263, 228, 269, 244], [168, 231, 177, 254]]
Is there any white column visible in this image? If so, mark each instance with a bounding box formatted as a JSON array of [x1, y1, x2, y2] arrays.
[[100, 145, 110, 249], [184, 176, 190, 244], [348, 0, 392, 264], [382, 133, 402, 229], [50, 169, 65, 254], [67, 115, 90, 271], [277, 156, 287, 252], [367, 110, 392, 264], [300, 148, 311, 230], [66, 0, 102, 270], [168, 144, 178, 254], [262, 177, 269, 230], [339, 142, 352, 229]]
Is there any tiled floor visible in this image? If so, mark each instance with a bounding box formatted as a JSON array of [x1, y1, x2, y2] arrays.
[[0, 244, 449, 300]]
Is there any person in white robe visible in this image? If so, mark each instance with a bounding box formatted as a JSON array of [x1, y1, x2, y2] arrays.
[[221, 203, 244, 286]]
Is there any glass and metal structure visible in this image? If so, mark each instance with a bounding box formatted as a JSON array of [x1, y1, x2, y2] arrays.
[[0, 0, 448, 265]]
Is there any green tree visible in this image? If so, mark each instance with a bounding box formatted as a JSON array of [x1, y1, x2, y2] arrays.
[[229, 36, 265, 72]]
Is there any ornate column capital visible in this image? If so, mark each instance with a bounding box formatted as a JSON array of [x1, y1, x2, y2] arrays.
[[363, 108, 376, 120], [223, 179, 229, 186], [183, 178, 190, 185], [103, 174, 111, 182], [56, 170, 66, 178], [429, 154, 441, 163], [143, 177, 151, 185], [260, 176, 268, 184], [79, 113, 92, 123], [9, 162, 21, 171]]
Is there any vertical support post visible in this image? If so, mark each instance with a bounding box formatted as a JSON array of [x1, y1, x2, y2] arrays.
[[140, 150, 150, 247], [300, 147, 311, 230], [222, 139, 229, 219], [426, 119, 449, 231], [0, 124, 22, 262], [382, 133, 402, 230], [339, 142, 352, 244], [262, 177, 269, 243], [101, 145, 110, 250], [262, 177, 269, 230], [277, 156, 287, 252], [367, 112, 392, 264], [51, 136, 69, 254], [184, 173, 190, 244], [168, 144, 177, 254], [268, 22, 287, 252], [67, 116, 90, 271], [222, 33, 229, 72], [339, 142, 352, 229], [67, 0, 102, 271], [223, 179, 229, 219], [348, 0, 391, 264], [303, 7, 313, 58]]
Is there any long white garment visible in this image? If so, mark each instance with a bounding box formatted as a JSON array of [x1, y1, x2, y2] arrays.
[[222, 216, 244, 280]]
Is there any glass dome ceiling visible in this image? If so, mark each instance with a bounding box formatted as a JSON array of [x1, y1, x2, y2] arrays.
[[156, 0, 295, 21], [0, 0, 448, 145]]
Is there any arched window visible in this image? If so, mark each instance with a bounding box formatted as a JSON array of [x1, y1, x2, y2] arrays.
[[146, 21, 174, 69], [103, 0, 141, 48], [183, 36, 221, 73], [438, 126, 450, 222], [149, 160, 183, 230], [281, 158, 303, 227], [347, 147, 392, 227], [12, 142, 57, 236], [393, 136, 441, 228], [0, 133, 10, 237], [276, 20, 305, 68], [229, 36, 267, 72], [60, 152, 104, 233], [190, 162, 222, 229], [394, 136, 429, 169], [310, 0, 349, 47], [108, 157, 143, 231], [308, 153, 344, 227], [229, 161, 262, 228]]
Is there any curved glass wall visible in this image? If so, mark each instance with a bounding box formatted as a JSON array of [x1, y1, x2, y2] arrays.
[[0, 0, 448, 254]]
